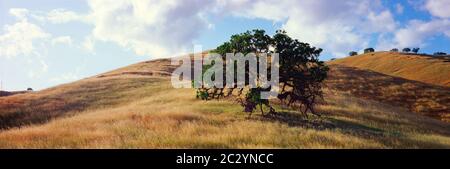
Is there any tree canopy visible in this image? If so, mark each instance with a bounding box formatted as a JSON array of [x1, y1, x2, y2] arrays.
[[196, 29, 329, 117], [364, 48, 375, 53], [349, 51, 358, 56]]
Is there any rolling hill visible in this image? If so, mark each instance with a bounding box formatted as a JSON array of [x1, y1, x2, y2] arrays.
[[325, 65, 450, 121], [329, 51, 450, 87], [0, 55, 449, 148]]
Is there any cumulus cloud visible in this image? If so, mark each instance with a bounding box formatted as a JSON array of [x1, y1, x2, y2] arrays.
[[82, 0, 215, 58], [425, 0, 450, 18], [9, 8, 29, 20], [9, 0, 400, 58], [216, 0, 396, 57], [367, 10, 397, 32], [376, 19, 450, 50], [394, 19, 450, 47], [0, 19, 50, 58], [5, 0, 448, 59]]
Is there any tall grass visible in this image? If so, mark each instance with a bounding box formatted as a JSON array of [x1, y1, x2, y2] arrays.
[[0, 77, 449, 148]]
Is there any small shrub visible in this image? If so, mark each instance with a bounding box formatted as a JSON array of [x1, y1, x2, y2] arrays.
[[390, 48, 399, 52], [433, 52, 447, 56], [364, 48, 374, 54]]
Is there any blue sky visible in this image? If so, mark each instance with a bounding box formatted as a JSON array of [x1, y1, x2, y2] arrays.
[[0, 0, 449, 91]]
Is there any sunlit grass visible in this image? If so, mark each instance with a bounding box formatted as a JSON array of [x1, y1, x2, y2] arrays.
[[329, 51, 450, 87], [0, 76, 449, 148]]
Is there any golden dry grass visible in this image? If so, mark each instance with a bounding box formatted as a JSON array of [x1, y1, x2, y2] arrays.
[[0, 57, 449, 148], [325, 65, 450, 121], [0, 76, 449, 148], [329, 51, 450, 87]]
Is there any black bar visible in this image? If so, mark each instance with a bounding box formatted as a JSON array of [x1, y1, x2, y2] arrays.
[[0, 149, 447, 168]]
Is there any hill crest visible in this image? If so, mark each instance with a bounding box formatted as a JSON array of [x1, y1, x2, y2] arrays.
[[329, 51, 450, 87]]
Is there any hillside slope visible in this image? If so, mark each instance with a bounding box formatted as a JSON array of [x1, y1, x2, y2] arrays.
[[329, 52, 450, 87], [0, 57, 449, 148], [326, 65, 450, 121], [0, 91, 29, 97]]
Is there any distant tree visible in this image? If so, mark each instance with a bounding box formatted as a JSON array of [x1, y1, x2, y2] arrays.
[[402, 48, 411, 53], [330, 58, 337, 61], [433, 52, 447, 56], [412, 48, 420, 54], [390, 48, 399, 52], [349, 51, 358, 56], [364, 48, 375, 54], [27, 88, 33, 91]]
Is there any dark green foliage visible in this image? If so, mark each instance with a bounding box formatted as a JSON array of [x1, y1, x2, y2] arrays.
[[274, 30, 328, 117], [349, 51, 358, 56], [433, 52, 447, 56], [197, 29, 328, 117], [412, 48, 420, 54], [402, 48, 411, 53], [242, 87, 274, 115], [390, 48, 399, 52], [364, 48, 375, 53], [196, 90, 209, 100]]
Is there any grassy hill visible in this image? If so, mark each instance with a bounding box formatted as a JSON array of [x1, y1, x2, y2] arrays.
[[0, 57, 449, 148], [326, 65, 450, 121], [329, 52, 450, 87]]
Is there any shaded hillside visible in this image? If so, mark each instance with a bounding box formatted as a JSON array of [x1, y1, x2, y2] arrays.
[[0, 91, 29, 97], [0, 57, 185, 129], [329, 52, 450, 87], [325, 65, 450, 121]]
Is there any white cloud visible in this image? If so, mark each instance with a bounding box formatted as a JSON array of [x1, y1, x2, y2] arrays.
[[367, 10, 397, 32], [5, 0, 448, 60], [83, 0, 215, 58], [81, 36, 96, 54], [394, 19, 450, 47], [426, 0, 450, 18], [1, 8, 53, 79], [0, 20, 50, 58], [45, 8, 83, 23], [217, 0, 395, 57], [7, 0, 400, 58], [14, 8, 85, 24], [9, 8, 29, 20], [51, 36, 72, 46], [377, 19, 450, 49]]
